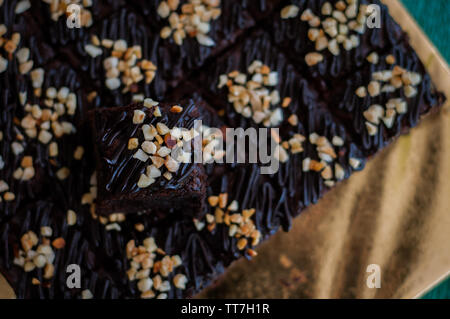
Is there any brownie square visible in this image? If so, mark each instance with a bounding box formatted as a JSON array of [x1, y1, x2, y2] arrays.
[[30, 0, 125, 47], [190, 30, 367, 223], [324, 43, 445, 156], [269, 0, 406, 85], [131, 0, 255, 77], [61, 8, 167, 108], [90, 99, 213, 218]]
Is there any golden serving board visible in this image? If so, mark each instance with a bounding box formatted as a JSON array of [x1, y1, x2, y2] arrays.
[[1, 0, 449, 299]]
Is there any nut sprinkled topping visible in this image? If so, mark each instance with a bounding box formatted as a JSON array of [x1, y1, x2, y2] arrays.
[[81, 289, 93, 299], [14, 229, 63, 285], [85, 38, 157, 93], [127, 102, 223, 189], [202, 193, 262, 252], [158, 0, 221, 46], [305, 131, 358, 184], [42, 0, 93, 27], [281, 5, 300, 19], [218, 60, 287, 127], [282, 2, 372, 65], [305, 52, 324, 66], [67, 210, 77, 226], [126, 237, 187, 298], [357, 55, 422, 135], [133, 110, 146, 124], [11, 84, 78, 183]]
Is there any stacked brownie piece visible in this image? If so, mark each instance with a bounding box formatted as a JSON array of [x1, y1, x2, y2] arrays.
[[0, 0, 445, 299]]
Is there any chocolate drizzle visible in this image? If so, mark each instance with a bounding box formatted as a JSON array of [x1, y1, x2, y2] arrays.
[[0, 0, 445, 299]]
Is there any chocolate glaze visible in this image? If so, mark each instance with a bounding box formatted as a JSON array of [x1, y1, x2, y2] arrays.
[[29, 0, 126, 47], [0, 0, 446, 299], [60, 8, 168, 108], [268, 0, 407, 89], [130, 0, 256, 82]]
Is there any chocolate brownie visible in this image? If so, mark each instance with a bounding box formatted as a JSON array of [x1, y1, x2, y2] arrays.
[[269, 0, 407, 85], [60, 8, 168, 108], [130, 0, 255, 77], [89, 99, 213, 218]]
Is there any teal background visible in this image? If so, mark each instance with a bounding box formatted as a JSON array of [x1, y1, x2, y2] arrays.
[[401, 0, 450, 63], [400, 0, 450, 299]]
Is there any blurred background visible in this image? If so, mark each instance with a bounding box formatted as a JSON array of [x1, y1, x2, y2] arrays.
[[400, 0, 449, 299]]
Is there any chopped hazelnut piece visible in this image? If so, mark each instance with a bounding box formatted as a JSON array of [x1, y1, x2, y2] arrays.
[[133, 110, 146, 124], [305, 52, 323, 66], [52, 237, 66, 249], [128, 138, 139, 150], [67, 210, 77, 226], [281, 5, 299, 19], [170, 105, 183, 113]]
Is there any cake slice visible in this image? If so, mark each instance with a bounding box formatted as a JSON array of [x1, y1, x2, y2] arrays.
[[89, 99, 211, 218]]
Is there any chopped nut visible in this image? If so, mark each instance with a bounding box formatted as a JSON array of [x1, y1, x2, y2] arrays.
[[328, 39, 340, 56], [52, 237, 66, 249], [137, 278, 153, 293], [368, 81, 381, 97], [67, 210, 77, 226], [164, 156, 180, 173], [173, 274, 188, 290], [135, 223, 145, 232], [355, 86, 367, 98], [40, 226, 53, 237], [81, 289, 93, 299], [43, 263, 54, 279], [404, 85, 417, 98], [128, 138, 139, 150], [141, 290, 155, 299], [142, 141, 157, 154], [208, 196, 219, 207], [170, 105, 183, 113], [305, 52, 323, 66], [349, 158, 361, 169], [49, 142, 59, 157], [133, 110, 146, 124], [322, 2, 332, 15], [151, 156, 164, 168], [56, 167, 70, 180], [366, 52, 379, 64], [74, 146, 84, 160], [133, 149, 149, 162], [138, 174, 155, 188], [4, 192, 15, 201], [237, 238, 248, 250], [365, 121, 378, 136], [33, 254, 47, 268], [85, 44, 103, 58], [281, 5, 299, 19], [218, 193, 228, 209], [385, 55, 396, 65], [163, 172, 172, 180], [38, 130, 53, 144], [156, 123, 170, 135]]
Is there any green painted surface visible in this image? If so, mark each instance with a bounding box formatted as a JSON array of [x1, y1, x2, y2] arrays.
[[400, 0, 450, 299], [401, 0, 450, 63]]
